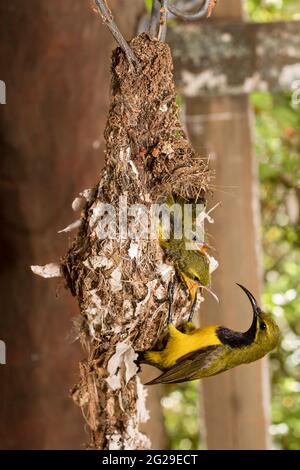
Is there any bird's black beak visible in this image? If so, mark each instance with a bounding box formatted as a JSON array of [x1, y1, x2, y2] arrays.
[[236, 283, 261, 318]]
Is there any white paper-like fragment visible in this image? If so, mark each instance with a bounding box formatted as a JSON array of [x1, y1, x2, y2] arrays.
[[119, 147, 131, 163], [107, 342, 129, 377], [196, 202, 220, 225], [124, 419, 151, 450], [123, 299, 134, 320], [124, 346, 138, 384], [108, 433, 122, 451], [89, 201, 103, 228], [136, 377, 149, 423], [106, 342, 138, 391], [154, 284, 165, 300], [84, 289, 108, 338], [136, 280, 157, 317], [159, 104, 168, 112], [106, 374, 121, 391], [207, 254, 219, 274], [88, 289, 102, 309], [58, 219, 81, 233], [83, 255, 113, 270], [157, 263, 174, 282], [31, 263, 62, 278], [110, 266, 122, 292], [89, 200, 116, 240], [128, 242, 139, 260]]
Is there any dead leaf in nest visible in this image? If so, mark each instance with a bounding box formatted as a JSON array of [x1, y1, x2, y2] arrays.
[[72, 188, 94, 212]]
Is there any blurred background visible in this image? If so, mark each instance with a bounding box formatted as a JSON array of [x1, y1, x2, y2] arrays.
[[0, 0, 299, 450]]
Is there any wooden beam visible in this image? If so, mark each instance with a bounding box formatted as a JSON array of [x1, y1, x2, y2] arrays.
[[185, 95, 270, 449], [213, 0, 244, 20], [169, 21, 300, 95]]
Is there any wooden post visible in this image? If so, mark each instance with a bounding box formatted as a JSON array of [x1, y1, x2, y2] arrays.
[[186, 94, 270, 449], [0, 0, 143, 449], [170, 0, 300, 449], [170, 0, 284, 449], [194, 0, 268, 449]]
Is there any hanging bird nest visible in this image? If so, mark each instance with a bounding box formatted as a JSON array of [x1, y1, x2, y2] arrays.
[[60, 0, 217, 451]]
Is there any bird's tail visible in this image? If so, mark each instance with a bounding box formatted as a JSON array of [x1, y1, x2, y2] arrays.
[[136, 351, 166, 386], [136, 350, 146, 365], [136, 350, 165, 372]]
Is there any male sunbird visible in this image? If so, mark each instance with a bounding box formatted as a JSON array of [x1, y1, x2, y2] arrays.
[[156, 193, 212, 321], [139, 284, 280, 384]]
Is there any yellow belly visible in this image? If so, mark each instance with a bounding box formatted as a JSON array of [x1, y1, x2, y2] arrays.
[[146, 324, 221, 369]]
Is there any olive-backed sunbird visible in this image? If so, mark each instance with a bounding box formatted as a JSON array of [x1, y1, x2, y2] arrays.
[[139, 284, 280, 384], [156, 193, 211, 321]]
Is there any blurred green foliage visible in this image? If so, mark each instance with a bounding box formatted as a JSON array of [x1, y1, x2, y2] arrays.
[[161, 384, 201, 450], [246, 0, 300, 21], [252, 89, 300, 449], [160, 0, 300, 451], [248, 0, 300, 449]]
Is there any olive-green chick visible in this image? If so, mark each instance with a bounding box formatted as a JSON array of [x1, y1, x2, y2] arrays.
[[157, 193, 212, 321]]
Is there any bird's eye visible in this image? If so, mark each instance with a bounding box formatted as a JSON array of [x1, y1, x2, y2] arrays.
[[260, 322, 266, 331]]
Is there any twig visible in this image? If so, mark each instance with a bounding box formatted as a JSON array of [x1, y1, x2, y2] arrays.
[[158, 1, 168, 42], [94, 0, 140, 69], [149, 0, 161, 37]]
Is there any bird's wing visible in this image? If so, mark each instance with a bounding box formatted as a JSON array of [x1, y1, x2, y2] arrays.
[[145, 345, 223, 385]]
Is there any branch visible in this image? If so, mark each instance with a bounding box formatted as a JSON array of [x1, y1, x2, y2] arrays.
[[94, 0, 140, 69], [149, 0, 160, 37], [158, 1, 168, 42]]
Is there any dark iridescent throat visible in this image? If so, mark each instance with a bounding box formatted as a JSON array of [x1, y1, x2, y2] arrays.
[[216, 316, 257, 348]]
